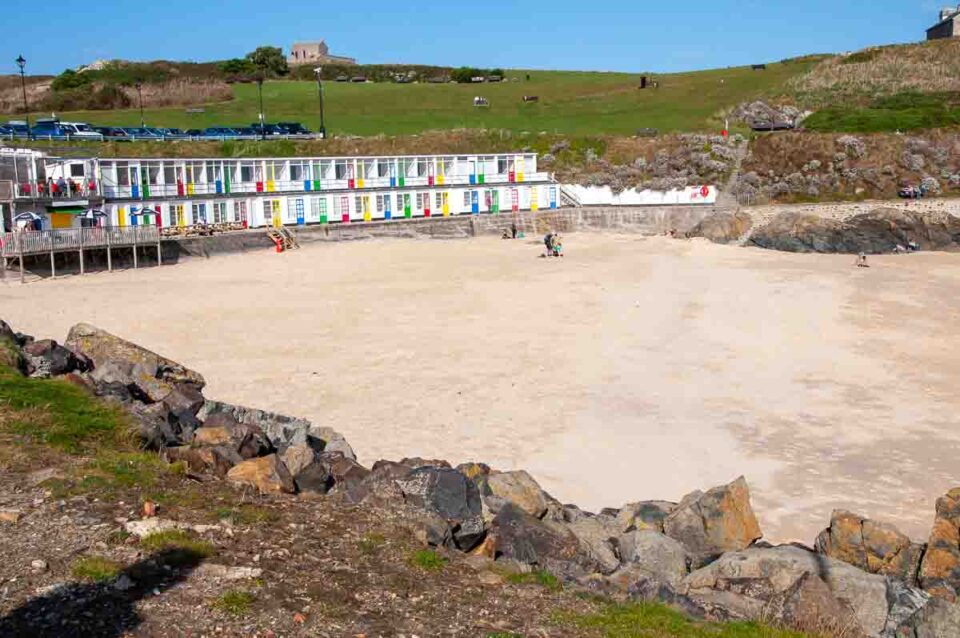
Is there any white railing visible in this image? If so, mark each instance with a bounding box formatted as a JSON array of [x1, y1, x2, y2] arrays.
[[97, 172, 553, 200], [14, 181, 100, 199], [0, 226, 159, 257]]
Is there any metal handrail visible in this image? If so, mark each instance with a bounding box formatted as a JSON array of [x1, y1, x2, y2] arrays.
[[1, 226, 159, 257]]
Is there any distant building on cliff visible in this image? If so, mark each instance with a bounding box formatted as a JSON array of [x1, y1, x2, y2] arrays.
[[288, 41, 356, 66], [927, 6, 960, 40]]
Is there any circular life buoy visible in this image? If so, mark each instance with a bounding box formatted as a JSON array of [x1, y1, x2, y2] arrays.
[[700, 185, 710, 197]]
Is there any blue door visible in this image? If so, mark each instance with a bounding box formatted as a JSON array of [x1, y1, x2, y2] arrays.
[[296, 199, 305, 225], [130, 207, 139, 226], [384, 195, 392, 220], [471, 190, 479, 214], [550, 187, 558, 209], [215, 179, 223, 194]]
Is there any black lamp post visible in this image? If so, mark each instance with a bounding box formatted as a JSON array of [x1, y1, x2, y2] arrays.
[[135, 82, 145, 128], [314, 66, 326, 139], [256, 77, 265, 141], [15, 55, 30, 139]]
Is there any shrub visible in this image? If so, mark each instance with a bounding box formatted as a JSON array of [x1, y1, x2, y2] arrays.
[[506, 569, 562, 591], [211, 590, 256, 616], [409, 549, 447, 571], [51, 69, 92, 92]]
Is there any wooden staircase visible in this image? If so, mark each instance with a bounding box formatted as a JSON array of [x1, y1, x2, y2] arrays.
[[267, 227, 300, 252]]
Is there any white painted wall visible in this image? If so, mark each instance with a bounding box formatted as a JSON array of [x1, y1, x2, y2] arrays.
[[563, 184, 718, 206]]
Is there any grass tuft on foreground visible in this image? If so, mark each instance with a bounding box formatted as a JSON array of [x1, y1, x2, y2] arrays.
[[210, 590, 256, 617], [70, 556, 124, 583], [140, 530, 215, 558], [409, 549, 447, 571], [506, 569, 563, 591], [558, 601, 811, 638]]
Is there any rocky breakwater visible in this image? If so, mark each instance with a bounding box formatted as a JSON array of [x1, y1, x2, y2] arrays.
[[3, 319, 960, 636], [690, 207, 960, 253]]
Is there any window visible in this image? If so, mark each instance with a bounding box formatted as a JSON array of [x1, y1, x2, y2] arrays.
[[213, 202, 227, 224], [335, 161, 349, 180], [240, 163, 254, 182], [417, 159, 427, 177], [117, 162, 130, 186], [333, 196, 342, 217], [435, 192, 443, 209], [318, 198, 327, 219], [293, 198, 305, 220], [206, 164, 216, 183], [163, 165, 176, 185], [378, 161, 390, 178], [485, 190, 493, 208], [147, 164, 160, 185], [498, 158, 508, 174], [290, 163, 304, 181], [233, 200, 248, 222], [376, 194, 385, 213], [355, 195, 363, 213], [70, 164, 85, 177], [310, 197, 321, 221], [463, 191, 471, 208], [415, 193, 424, 210], [192, 202, 207, 224], [263, 200, 273, 225]]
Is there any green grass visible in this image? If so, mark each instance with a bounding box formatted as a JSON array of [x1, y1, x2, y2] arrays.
[[558, 602, 811, 638], [506, 569, 562, 591], [804, 91, 960, 132], [211, 590, 256, 617], [31, 64, 815, 136], [409, 549, 447, 571], [0, 365, 131, 455], [140, 530, 215, 557], [71, 556, 123, 583]]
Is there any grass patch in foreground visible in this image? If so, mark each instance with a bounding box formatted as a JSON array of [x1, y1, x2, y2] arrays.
[[211, 590, 256, 617], [71, 556, 123, 583], [558, 602, 811, 637], [506, 569, 562, 591], [409, 549, 447, 571], [140, 530, 215, 558], [214, 504, 280, 526], [0, 364, 132, 454], [358, 532, 387, 555]]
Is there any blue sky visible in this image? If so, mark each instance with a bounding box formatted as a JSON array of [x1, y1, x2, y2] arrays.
[[2, 0, 940, 76]]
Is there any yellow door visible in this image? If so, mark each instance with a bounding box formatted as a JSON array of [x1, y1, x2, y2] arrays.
[[272, 200, 282, 228], [363, 196, 371, 222], [442, 192, 450, 216], [50, 213, 73, 229], [531, 187, 539, 212]]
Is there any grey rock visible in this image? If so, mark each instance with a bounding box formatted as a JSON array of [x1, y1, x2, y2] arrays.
[[617, 529, 690, 589]]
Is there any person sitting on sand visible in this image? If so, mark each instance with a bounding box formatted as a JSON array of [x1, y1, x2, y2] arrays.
[[501, 229, 510, 239], [856, 253, 870, 268]]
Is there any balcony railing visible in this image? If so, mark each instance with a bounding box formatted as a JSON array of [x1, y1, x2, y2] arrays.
[[95, 172, 552, 200], [14, 182, 99, 199], [0, 226, 159, 258]]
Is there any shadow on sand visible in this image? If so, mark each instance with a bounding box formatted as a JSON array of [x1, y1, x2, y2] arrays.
[[0, 548, 205, 638]]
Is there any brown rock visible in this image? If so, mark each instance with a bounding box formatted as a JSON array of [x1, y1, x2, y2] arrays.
[[663, 476, 762, 566], [281, 444, 317, 477], [165, 445, 239, 478], [815, 510, 924, 585], [456, 462, 492, 482], [193, 427, 232, 447], [481, 470, 551, 519], [920, 488, 960, 601], [0, 509, 22, 524], [614, 501, 677, 533], [226, 454, 295, 494]]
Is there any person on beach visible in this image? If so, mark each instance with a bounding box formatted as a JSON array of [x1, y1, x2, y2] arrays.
[[511, 223, 518, 239], [856, 253, 870, 268]]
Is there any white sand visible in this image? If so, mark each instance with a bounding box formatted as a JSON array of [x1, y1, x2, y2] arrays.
[[3, 233, 960, 543]]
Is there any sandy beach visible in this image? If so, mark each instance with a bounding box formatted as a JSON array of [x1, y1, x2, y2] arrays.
[[3, 233, 959, 543]]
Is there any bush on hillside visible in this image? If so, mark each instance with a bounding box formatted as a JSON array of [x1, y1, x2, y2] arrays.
[[51, 69, 91, 91], [450, 67, 504, 83], [246, 46, 289, 78]]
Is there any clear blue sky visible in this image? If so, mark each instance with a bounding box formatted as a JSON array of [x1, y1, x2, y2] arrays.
[[2, 0, 938, 76]]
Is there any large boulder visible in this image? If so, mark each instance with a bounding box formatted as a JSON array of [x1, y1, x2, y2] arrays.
[[164, 445, 240, 478], [662, 477, 762, 567], [226, 454, 296, 495], [20, 339, 87, 378], [682, 545, 927, 637], [615, 529, 690, 590], [613, 501, 678, 534], [198, 400, 354, 460], [481, 470, 552, 519], [65, 323, 205, 390], [490, 502, 600, 580], [555, 507, 620, 574], [688, 212, 754, 244], [194, 414, 274, 460], [920, 488, 960, 601], [396, 466, 485, 551], [815, 510, 925, 585]]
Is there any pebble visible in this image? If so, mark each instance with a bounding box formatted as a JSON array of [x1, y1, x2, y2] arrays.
[[30, 559, 48, 573]]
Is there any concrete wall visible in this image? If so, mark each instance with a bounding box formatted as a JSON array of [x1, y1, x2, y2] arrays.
[[927, 16, 958, 39]]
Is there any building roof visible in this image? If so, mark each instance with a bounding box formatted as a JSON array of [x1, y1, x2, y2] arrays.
[[291, 40, 326, 47]]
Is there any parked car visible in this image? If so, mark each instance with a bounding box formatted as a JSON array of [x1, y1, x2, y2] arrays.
[[0, 125, 11, 136], [61, 122, 104, 140], [94, 126, 130, 139], [230, 127, 257, 137], [202, 127, 239, 137], [277, 122, 310, 135], [6, 120, 29, 136], [156, 128, 185, 137], [31, 118, 68, 138], [122, 127, 162, 139], [184, 129, 203, 137], [249, 123, 284, 136]]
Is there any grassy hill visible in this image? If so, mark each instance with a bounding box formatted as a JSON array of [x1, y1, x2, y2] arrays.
[[28, 63, 816, 136]]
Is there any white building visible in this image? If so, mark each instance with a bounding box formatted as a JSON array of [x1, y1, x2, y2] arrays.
[[5, 151, 558, 231]]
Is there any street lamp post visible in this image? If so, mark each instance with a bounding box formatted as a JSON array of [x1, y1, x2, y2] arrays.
[[15, 55, 30, 139], [256, 77, 265, 141], [135, 82, 145, 128], [313, 66, 326, 139]]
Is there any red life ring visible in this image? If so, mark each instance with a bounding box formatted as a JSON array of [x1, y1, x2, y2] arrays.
[[700, 186, 710, 197]]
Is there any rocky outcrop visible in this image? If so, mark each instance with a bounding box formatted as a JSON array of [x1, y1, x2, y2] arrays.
[[490, 503, 600, 579], [749, 208, 960, 254], [687, 212, 753, 244], [815, 510, 925, 586], [920, 488, 960, 602], [662, 476, 762, 567], [396, 466, 485, 551]]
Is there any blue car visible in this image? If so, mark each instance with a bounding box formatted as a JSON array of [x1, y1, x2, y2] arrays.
[[122, 127, 162, 139], [203, 127, 240, 138], [5, 121, 30, 137], [31, 119, 68, 139]]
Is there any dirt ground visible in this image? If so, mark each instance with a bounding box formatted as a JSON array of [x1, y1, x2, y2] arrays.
[[3, 233, 960, 543]]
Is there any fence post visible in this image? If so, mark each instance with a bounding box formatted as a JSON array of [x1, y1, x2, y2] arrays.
[[133, 226, 139, 269], [18, 232, 24, 284], [156, 227, 162, 266], [79, 227, 85, 275], [106, 225, 112, 272], [49, 234, 55, 279]]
